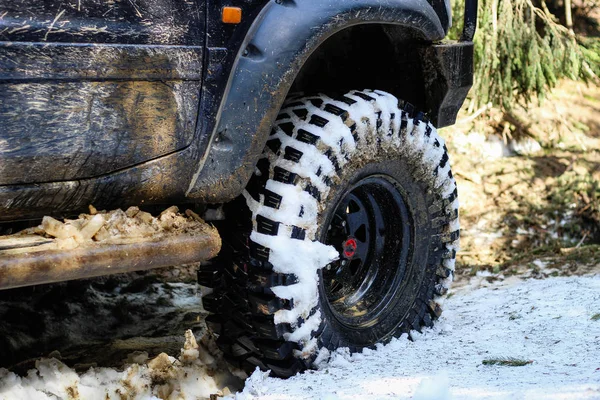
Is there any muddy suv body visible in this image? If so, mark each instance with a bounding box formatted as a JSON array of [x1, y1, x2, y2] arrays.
[[0, 0, 474, 222]]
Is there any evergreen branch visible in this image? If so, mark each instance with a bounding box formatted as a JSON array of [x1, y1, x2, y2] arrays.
[[482, 357, 534, 366]]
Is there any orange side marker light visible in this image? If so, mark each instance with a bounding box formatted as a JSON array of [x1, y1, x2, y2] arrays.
[[222, 7, 242, 24]]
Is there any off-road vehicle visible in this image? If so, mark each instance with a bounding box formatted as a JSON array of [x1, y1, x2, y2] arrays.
[[0, 0, 477, 377]]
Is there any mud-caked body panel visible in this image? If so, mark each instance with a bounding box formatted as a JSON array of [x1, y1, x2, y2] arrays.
[[0, 0, 474, 223], [0, 0, 204, 187], [0, 75, 201, 185], [0, 0, 204, 45]]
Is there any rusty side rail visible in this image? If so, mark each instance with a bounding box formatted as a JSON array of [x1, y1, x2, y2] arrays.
[[0, 232, 221, 290]]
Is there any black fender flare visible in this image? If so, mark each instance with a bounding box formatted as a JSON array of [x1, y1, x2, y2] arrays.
[[186, 0, 446, 201]]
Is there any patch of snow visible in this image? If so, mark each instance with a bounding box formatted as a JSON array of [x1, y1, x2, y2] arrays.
[[203, 206, 226, 221], [239, 369, 270, 398], [249, 231, 338, 356], [450, 132, 511, 159], [413, 372, 451, 400], [509, 137, 543, 156], [0, 330, 239, 400]]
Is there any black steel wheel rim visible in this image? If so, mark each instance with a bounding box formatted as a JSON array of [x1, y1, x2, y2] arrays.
[[321, 175, 413, 328]]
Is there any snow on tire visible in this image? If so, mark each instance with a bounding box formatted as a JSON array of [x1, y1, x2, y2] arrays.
[[201, 89, 460, 378]]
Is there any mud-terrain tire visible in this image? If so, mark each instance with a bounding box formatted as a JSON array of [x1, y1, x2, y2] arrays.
[[200, 90, 459, 378]]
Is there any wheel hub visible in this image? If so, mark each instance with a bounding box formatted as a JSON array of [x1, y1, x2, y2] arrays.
[[342, 238, 358, 258], [321, 175, 413, 328]]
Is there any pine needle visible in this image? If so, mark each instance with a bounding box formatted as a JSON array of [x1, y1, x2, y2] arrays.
[[448, 0, 597, 115], [482, 357, 533, 366]]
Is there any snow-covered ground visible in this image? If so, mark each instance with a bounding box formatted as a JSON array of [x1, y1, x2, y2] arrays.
[[236, 275, 600, 400], [1, 275, 599, 400]]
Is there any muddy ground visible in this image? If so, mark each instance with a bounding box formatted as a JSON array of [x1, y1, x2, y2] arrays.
[[0, 80, 598, 381]]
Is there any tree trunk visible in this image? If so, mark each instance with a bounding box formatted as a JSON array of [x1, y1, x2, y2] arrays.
[[565, 0, 574, 32]]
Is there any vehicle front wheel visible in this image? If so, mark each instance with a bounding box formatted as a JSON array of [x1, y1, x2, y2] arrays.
[[200, 90, 460, 377]]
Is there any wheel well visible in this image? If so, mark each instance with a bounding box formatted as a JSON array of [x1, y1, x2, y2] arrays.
[[289, 24, 429, 111]]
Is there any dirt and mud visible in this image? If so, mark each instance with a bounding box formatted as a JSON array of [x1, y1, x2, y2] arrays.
[[0, 267, 203, 371], [0, 205, 223, 372], [0, 205, 213, 255]]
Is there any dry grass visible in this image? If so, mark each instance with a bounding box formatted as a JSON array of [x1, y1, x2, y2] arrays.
[[442, 80, 600, 279]]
